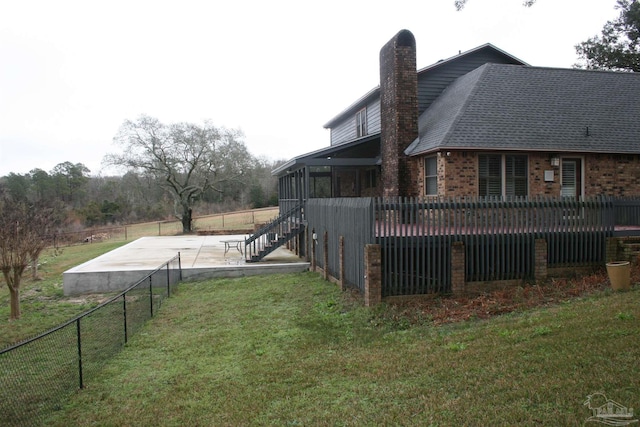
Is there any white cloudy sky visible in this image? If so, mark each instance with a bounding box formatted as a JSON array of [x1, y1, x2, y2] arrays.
[[0, 0, 620, 176]]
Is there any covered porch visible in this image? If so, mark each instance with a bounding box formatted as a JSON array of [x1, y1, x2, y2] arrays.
[[272, 134, 381, 214]]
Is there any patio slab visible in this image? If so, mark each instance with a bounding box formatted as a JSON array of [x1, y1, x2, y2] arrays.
[[63, 235, 309, 295]]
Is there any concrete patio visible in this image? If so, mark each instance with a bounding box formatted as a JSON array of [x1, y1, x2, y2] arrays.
[[63, 235, 310, 295]]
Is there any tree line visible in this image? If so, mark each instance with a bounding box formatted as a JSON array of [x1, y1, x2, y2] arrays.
[[0, 116, 283, 320], [0, 120, 283, 234]]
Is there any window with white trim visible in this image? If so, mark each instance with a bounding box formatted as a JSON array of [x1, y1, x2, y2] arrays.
[[424, 156, 438, 196], [355, 108, 367, 137], [479, 154, 528, 197]]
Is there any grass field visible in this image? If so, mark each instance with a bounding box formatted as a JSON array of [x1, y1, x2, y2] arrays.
[[46, 273, 640, 426], [0, 241, 128, 348], [2, 206, 640, 425], [0, 207, 279, 348]]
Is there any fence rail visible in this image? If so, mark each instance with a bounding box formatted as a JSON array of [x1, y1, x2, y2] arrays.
[[0, 254, 182, 427]]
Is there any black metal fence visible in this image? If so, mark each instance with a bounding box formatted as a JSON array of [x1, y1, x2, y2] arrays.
[[374, 197, 615, 296], [0, 254, 182, 427], [305, 197, 635, 298]]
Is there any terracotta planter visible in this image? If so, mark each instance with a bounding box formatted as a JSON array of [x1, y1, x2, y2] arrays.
[[606, 261, 631, 291]]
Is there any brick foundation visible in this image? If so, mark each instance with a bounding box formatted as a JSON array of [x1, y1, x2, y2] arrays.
[[534, 238, 547, 280], [364, 244, 382, 306], [451, 241, 465, 293]]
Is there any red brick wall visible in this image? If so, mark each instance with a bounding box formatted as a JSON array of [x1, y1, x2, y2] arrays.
[[410, 151, 640, 198], [585, 154, 640, 197]]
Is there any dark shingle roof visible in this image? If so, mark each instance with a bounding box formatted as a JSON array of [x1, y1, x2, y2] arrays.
[[405, 64, 640, 156], [323, 43, 526, 129]]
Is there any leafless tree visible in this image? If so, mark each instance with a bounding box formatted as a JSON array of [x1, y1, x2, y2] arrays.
[[0, 193, 58, 320], [104, 115, 253, 233], [454, 0, 535, 11]]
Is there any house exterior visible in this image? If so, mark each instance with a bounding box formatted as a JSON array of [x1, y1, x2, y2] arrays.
[[260, 30, 640, 300], [274, 29, 640, 206]]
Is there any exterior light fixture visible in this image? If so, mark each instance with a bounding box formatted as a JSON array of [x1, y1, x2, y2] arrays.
[[550, 154, 560, 167]]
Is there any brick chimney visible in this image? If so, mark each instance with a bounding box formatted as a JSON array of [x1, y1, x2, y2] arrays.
[[379, 29, 419, 198]]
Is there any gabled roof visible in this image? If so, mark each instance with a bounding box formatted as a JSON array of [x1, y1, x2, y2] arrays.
[[415, 42, 528, 74], [406, 64, 640, 156], [323, 43, 527, 129]]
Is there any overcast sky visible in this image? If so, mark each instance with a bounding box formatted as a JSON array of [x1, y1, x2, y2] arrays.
[[0, 0, 620, 177]]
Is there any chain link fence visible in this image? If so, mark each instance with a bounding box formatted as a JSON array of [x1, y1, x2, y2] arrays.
[[0, 254, 182, 426]]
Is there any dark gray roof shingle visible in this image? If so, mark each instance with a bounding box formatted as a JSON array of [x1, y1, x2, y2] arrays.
[[406, 64, 640, 156]]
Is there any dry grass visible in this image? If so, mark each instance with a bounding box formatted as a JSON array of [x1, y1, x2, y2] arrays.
[[60, 207, 279, 245]]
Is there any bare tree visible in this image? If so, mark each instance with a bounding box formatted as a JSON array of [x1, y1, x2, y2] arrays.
[[104, 115, 253, 233], [0, 193, 58, 320], [454, 0, 535, 10]]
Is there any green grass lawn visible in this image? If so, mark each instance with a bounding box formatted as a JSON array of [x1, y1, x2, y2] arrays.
[[46, 273, 640, 426], [0, 241, 128, 348], [0, 207, 279, 348]]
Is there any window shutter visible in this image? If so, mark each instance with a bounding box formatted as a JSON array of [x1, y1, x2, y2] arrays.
[[479, 154, 501, 196], [561, 160, 577, 198], [505, 155, 527, 197]]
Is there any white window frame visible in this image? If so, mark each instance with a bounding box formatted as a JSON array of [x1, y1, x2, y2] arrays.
[[478, 153, 528, 198], [560, 156, 585, 199], [355, 108, 367, 138], [424, 155, 438, 196]]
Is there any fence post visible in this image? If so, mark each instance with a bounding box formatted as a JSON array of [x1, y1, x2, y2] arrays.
[[534, 239, 548, 280], [451, 241, 465, 294], [76, 318, 84, 389], [149, 276, 154, 317], [364, 244, 382, 306], [311, 229, 317, 271], [123, 294, 128, 344], [323, 231, 329, 281], [166, 263, 171, 297], [339, 236, 345, 290]]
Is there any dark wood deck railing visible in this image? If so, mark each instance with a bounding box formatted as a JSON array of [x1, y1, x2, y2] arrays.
[[303, 196, 639, 297]]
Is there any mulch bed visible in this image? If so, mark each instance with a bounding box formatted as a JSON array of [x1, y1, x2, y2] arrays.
[[385, 265, 639, 325]]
